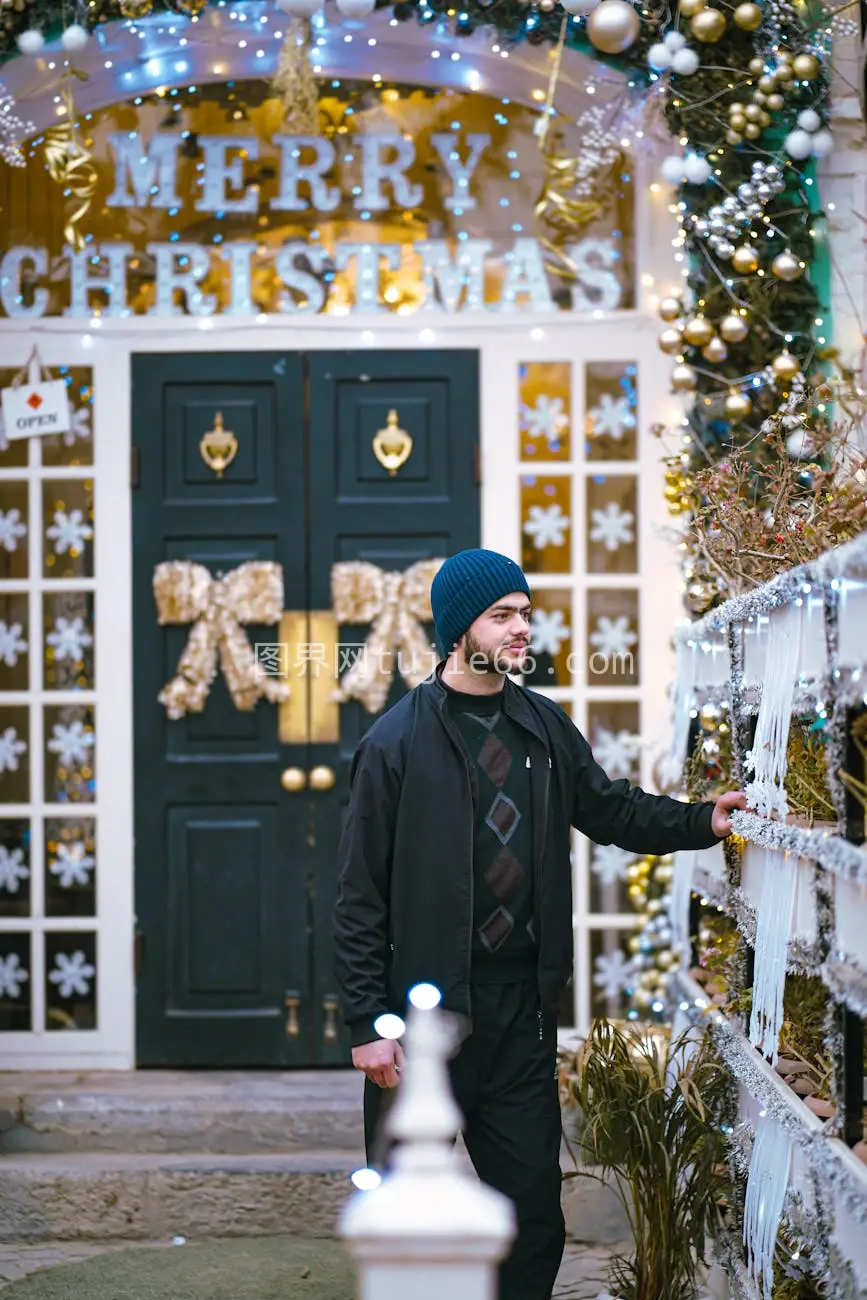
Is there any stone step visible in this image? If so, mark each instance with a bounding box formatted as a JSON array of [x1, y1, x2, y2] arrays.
[[0, 1071, 365, 1155], [0, 1150, 365, 1244]]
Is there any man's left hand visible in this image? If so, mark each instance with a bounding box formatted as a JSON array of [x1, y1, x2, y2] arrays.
[[711, 789, 747, 838]]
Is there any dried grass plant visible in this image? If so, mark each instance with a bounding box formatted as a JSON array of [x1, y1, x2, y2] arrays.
[[558, 1019, 731, 1300]]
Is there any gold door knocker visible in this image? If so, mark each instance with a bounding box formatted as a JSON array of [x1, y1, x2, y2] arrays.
[[199, 412, 238, 477], [372, 409, 413, 476]]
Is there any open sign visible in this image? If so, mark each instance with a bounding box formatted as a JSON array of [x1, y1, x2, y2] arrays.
[[2, 379, 71, 441]]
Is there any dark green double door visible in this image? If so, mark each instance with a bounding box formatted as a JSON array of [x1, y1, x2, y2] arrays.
[[132, 349, 480, 1067]]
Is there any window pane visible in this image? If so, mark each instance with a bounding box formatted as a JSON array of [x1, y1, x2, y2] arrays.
[[0, 482, 29, 581], [44, 592, 95, 691], [586, 475, 637, 575], [585, 361, 638, 461], [0, 592, 29, 692], [42, 481, 94, 580], [587, 588, 639, 686], [44, 704, 96, 804], [45, 931, 97, 1032], [519, 362, 571, 462], [0, 819, 31, 918], [45, 818, 97, 918], [0, 933, 31, 1031], [521, 476, 571, 575]]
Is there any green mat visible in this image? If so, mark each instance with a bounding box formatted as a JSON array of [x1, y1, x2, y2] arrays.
[[2, 1239, 357, 1300]]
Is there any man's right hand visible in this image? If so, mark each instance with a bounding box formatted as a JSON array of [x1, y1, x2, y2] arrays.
[[351, 1037, 405, 1088]]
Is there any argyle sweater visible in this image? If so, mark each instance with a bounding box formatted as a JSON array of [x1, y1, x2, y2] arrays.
[[444, 685, 536, 980]]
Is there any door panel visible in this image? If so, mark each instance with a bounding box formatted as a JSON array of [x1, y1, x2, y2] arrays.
[[133, 349, 480, 1067], [133, 352, 310, 1067], [307, 350, 480, 1065]]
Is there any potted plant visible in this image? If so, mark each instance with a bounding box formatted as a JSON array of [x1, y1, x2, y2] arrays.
[[559, 1019, 731, 1300]]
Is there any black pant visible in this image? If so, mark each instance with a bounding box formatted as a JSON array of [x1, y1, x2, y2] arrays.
[[364, 980, 566, 1300]]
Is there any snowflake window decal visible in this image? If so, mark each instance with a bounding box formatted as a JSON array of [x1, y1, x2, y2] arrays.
[[593, 949, 633, 1001], [0, 727, 27, 775], [530, 608, 571, 657], [0, 953, 29, 1000], [523, 503, 570, 549], [0, 508, 27, 553], [591, 845, 637, 887], [589, 615, 638, 661], [49, 950, 96, 1000], [48, 719, 95, 770], [0, 620, 28, 668], [522, 395, 569, 449], [0, 845, 29, 894], [50, 841, 95, 889], [589, 503, 635, 553], [46, 616, 92, 663], [592, 727, 639, 780], [46, 508, 93, 558], [587, 393, 637, 443]]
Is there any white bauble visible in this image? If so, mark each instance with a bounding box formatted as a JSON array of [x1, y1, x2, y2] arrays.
[[784, 128, 813, 160], [61, 23, 89, 51], [786, 427, 814, 459], [660, 154, 686, 184], [671, 46, 700, 74], [810, 129, 833, 157], [683, 153, 712, 184], [648, 42, 671, 70], [17, 29, 44, 54], [561, 0, 602, 13], [336, 0, 376, 15], [663, 29, 687, 49], [796, 108, 821, 133], [275, 0, 323, 15]]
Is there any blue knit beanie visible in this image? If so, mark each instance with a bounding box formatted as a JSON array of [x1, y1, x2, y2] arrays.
[[430, 549, 531, 655]]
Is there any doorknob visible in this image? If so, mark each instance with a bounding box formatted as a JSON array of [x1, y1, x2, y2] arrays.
[[309, 765, 335, 791], [281, 766, 307, 792]]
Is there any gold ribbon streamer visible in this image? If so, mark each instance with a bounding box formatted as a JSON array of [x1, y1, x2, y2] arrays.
[[272, 19, 319, 133], [43, 78, 98, 253], [330, 559, 444, 714], [153, 560, 290, 719]]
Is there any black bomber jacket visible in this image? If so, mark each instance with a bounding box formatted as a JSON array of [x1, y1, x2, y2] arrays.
[[333, 666, 720, 1047]]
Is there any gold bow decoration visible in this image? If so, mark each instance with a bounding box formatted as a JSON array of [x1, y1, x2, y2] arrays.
[[330, 559, 444, 714], [153, 560, 291, 719], [44, 76, 98, 253]]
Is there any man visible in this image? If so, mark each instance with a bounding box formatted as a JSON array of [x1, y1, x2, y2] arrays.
[[333, 547, 743, 1300]]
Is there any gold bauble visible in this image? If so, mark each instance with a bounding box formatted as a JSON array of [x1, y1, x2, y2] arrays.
[[664, 484, 683, 504], [634, 989, 653, 1009], [628, 936, 642, 954], [699, 701, 721, 729], [678, 0, 706, 14], [725, 390, 752, 420], [627, 883, 647, 903], [775, 60, 795, 82], [772, 250, 803, 282], [753, 91, 767, 106], [177, 0, 207, 11], [726, 129, 744, 146], [626, 863, 643, 883], [671, 363, 698, 392], [767, 93, 785, 111], [119, 0, 153, 13], [729, 113, 747, 134], [659, 327, 684, 355], [745, 103, 763, 122], [759, 110, 772, 127], [657, 950, 675, 970], [586, 0, 641, 54], [655, 864, 674, 884], [659, 295, 683, 322], [734, 1, 762, 28], [683, 316, 714, 347], [702, 336, 728, 364], [720, 312, 749, 343], [758, 73, 777, 93], [640, 970, 659, 990], [647, 899, 663, 916], [792, 53, 820, 80], [727, 100, 745, 115], [732, 245, 760, 274], [749, 56, 765, 75], [744, 123, 762, 140], [691, 6, 727, 41], [772, 351, 801, 383]]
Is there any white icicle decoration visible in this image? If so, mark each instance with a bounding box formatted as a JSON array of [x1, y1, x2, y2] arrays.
[[744, 602, 801, 818], [744, 1113, 792, 1300], [669, 848, 695, 965], [660, 639, 695, 788], [749, 847, 798, 1064]]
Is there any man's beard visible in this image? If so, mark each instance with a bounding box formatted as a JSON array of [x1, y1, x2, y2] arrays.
[[463, 628, 524, 676]]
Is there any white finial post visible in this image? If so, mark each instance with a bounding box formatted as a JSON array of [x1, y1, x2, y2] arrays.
[[340, 984, 515, 1300]]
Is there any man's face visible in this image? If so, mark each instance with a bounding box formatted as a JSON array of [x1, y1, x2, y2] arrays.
[[462, 592, 532, 677]]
